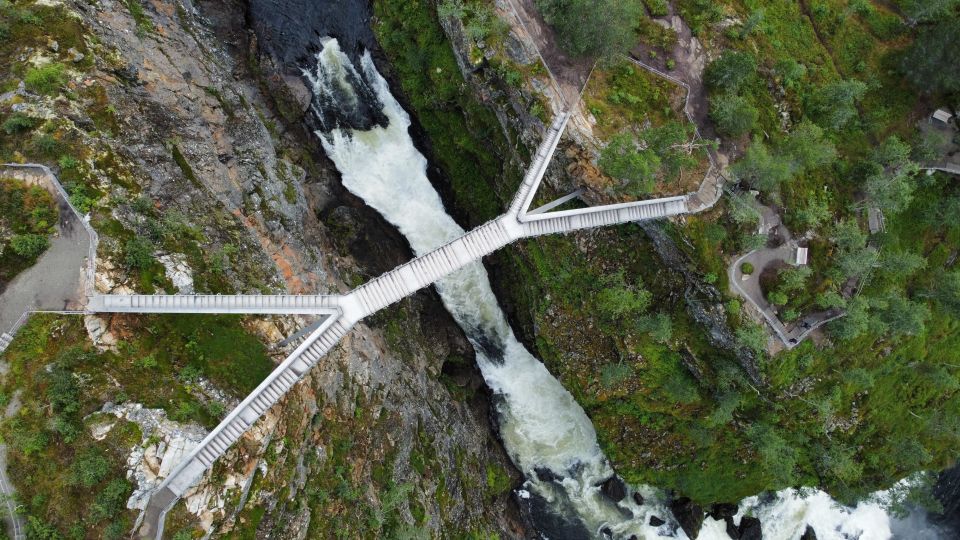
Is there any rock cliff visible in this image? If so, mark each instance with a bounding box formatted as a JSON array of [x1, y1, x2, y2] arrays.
[[7, 0, 525, 536]]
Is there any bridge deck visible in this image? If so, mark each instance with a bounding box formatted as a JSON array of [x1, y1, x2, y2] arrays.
[[87, 293, 341, 314]]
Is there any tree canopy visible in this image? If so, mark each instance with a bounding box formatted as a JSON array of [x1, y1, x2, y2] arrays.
[[705, 51, 757, 92], [535, 0, 643, 58], [710, 93, 758, 137], [902, 18, 960, 96], [807, 79, 867, 131]]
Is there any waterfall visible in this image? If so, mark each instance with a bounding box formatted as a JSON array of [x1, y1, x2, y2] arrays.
[[303, 38, 935, 540]]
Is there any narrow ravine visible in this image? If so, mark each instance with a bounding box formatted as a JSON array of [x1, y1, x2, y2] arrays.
[[302, 38, 935, 540]]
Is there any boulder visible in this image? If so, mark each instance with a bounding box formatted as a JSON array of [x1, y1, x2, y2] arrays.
[[800, 526, 817, 540], [649, 515, 665, 527], [600, 476, 627, 502], [710, 502, 739, 520], [738, 516, 762, 540], [534, 467, 560, 483], [725, 516, 739, 539], [670, 497, 705, 540], [633, 492, 645, 506]]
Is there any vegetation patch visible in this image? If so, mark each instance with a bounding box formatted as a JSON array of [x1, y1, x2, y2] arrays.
[[585, 60, 712, 198], [0, 177, 58, 289]]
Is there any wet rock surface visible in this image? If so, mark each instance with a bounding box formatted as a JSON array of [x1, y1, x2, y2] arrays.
[[737, 516, 763, 540], [669, 497, 705, 540], [600, 475, 628, 502]]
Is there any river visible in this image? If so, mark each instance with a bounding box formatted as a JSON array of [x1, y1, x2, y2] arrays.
[[302, 37, 943, 540]]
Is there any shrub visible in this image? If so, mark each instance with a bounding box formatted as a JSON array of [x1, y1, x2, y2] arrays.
[[709, 93, 757, 137], [30, 133, 61, 157], [768, 290, 788, 306], [639, 312, 673, 343], [600, 363, 633, 388], [9, 233, 49, 258], [58, 155, 78, 169], [774, 59, 807, 89], [740, 262, 754, 274], [595, 271, 652, 319], [599, 132, 659, 195], [206, 401, 225, 418], [135, 354, 158, 369], [807, 79, 867, 131], [90, 478, 132, 522], [124, 237, 155, 269], [740, 233, 767, 251], [24, 63, 67, 95], [69, 450, 110, 487], [736, 323, 768, 355], [2, 112, 37, 134]]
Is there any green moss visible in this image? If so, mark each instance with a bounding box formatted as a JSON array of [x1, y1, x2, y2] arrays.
[[372, 0, 519, 224], [171, 143, 203, 189], [24, 62, 67, 95], [124, 0, 154, 36]]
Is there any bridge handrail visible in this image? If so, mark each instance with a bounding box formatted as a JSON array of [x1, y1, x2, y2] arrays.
[[518, 194, 688, 222]]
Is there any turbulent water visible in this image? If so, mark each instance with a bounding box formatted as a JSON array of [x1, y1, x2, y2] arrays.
[[304, 38, 936, 540]]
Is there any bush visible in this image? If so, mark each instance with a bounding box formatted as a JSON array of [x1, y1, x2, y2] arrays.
[[768, 290, 788, 306], [599, 132, 659, 195], [24, 63, 67, 95], [740, 262, 754, 274], [600, 362, 633, 388], [595, 271, 652, 320], [124, 237, 155, 269], [774, 59, 807, 89], [30, 133, 61, 157], [807, 79, 867, 131], [709, 93, 757, 137], [639, 312, 673, 343], [2, 112, 37, 134], [736, 323, 768, 355], [69, 450, 110, 488], [9, 233, 49, 258]]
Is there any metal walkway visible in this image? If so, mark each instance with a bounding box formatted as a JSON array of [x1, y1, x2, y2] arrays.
[[78, 111, 696, 538], [87, 293, 340, 315]]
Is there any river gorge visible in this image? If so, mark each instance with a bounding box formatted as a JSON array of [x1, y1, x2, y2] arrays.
[[295, 31, 938, 539]]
